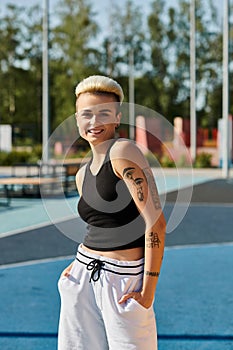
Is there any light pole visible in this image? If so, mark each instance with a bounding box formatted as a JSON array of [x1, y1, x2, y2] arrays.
[[190, 0, 196, 162], [129, 49, 135, 140], [222, 0, 229, 178], [42, 0, 49, 163]]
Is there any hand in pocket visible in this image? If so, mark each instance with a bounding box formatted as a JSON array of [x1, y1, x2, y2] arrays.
[[60, 261, 74, 278]]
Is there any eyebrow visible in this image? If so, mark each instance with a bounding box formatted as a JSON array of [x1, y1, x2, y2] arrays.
[[80, 108, 112, 113], [98, 109, 112, 113], [80, 109, 92, 112]]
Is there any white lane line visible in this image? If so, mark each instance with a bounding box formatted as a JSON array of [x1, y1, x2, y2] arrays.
[[1, 242, 233, 270], [165, 202, 233, 207], [165, 241, 233, 251], [0, 215, 76, 239], [0, 255, 74, 270]]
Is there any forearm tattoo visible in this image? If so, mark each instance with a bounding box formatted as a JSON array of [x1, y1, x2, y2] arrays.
[[123, 167, 144, 201], [143, 167, 161, 209], [145, 271, 160, 277], [146, 231, 161, 248]]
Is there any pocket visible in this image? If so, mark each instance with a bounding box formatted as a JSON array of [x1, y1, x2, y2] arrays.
[[58, 260, 81, 291], [130, 297, 152, 311], [119, 297, 153, 328]]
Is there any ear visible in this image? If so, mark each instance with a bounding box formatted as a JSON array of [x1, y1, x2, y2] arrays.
[[116, 112, 122, 126], [75, 113, 79, 128]]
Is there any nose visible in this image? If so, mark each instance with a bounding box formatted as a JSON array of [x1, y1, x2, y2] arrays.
[[89, 114, 102, 126], [90, 114, 97, 123]]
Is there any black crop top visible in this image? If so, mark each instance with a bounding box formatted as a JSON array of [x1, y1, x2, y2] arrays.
[[78, 140, 145, 251]]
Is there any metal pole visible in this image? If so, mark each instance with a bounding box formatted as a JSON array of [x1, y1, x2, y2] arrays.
[[222, 0, 229, 178], [42, 0, 49, 163], [129, 49, 135, 140], [190, 0, 196, 162]]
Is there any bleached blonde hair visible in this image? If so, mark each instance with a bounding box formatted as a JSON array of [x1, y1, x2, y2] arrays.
[[75, 75, 124, 104]]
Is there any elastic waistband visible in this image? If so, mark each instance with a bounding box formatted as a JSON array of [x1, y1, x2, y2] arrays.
[[76, 244, 144, 276]]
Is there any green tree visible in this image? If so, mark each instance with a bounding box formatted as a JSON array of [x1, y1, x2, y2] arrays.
[[195, 0, 222, 127], [146, 0, 169, 114], [137, 0, 181, 122], [0, 4, 43, 144], [228, 1, 233, 118], [0, 0, 228, 148], [0, 4, 25, 125], [100, 0, 147, 86], [153, 0, 223, 126], [50, 0, 99, 128]]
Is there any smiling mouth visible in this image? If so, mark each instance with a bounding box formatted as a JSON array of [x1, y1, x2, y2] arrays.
[[88, 128, 104, 135]]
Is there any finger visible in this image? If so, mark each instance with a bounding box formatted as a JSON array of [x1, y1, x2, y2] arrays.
[[118, 293, 133, 304], [62, 263, 73, 277], [61, 269, 70, 278]]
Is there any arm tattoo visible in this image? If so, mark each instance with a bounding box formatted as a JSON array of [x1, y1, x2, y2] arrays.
[[145, 271, 160, 277], [146, 231, 161, 248], [123, 167, 144, 201], [143, 167, 161, 209]]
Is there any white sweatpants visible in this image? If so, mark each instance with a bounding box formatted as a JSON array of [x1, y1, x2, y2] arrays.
[[58, 244, 157, 350]]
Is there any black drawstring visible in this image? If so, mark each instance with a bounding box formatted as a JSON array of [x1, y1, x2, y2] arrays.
[[86, 259, 105, 282]]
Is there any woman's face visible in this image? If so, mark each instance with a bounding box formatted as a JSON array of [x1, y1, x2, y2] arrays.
[[76, 93, 121, 146]]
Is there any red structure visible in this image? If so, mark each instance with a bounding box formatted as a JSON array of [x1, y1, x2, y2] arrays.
[[135, 115, 163, 155]]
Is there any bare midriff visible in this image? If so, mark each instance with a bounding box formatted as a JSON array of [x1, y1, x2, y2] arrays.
[[82, 245, 144, 261]]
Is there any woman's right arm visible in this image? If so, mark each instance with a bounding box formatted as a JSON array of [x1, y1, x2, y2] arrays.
[[60, 164, 87, 278], [75, 164, 87, 196]]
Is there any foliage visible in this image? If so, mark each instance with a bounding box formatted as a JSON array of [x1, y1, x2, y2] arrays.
[[0, 0, 232, 147], [146, 152, 176, 168], [194, 152, 212, 168], [100, 0, 147, 78], [159, 155, 176, 168], [145, 152, 161, 167], [50, 0, 100, 128], [0, 146, 42, 165], [0, 4, 42, 143]]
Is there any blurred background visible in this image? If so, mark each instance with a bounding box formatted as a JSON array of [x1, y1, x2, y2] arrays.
[[0, 0, 232, 169]]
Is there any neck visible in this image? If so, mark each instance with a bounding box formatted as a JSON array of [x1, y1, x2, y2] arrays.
[[90, 139, 115, 159]]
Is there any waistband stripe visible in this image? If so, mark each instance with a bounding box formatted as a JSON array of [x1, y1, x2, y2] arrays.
[[76, 249, 144, 277], [76, 257, 144, 276], [78, 250, 144, 269]]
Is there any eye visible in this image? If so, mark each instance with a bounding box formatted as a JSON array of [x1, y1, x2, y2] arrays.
[[80, 112, 93, 119], [99, 112, 110, 118]]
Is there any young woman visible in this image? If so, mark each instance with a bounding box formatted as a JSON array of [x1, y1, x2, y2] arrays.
[[58, 75, 166, 350]]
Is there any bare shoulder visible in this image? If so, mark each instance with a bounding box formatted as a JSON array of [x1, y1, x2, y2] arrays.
[[110, 138, 149, 174], [75, 163, 87, 195]]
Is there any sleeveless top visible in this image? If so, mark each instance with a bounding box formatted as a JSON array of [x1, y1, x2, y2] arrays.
[[77, 140, 145, 251]]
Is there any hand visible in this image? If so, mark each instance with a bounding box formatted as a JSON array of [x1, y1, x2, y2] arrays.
[[118, 291, 153, 309], [60, 262, 74, 278]]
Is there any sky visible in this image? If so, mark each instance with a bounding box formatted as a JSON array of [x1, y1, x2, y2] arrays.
[[1, 0, 224, 29], [0, 0, 224, 49], [0, 0, 225, 51], [0, 0, 226, 112]]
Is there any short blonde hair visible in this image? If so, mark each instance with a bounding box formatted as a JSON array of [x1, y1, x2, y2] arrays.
[[75, 75, 124, 104]]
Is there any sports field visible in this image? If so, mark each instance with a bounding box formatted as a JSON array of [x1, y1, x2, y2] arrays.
[[0, 170, 232, 349]]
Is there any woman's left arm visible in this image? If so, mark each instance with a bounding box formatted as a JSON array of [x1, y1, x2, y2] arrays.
[[112, 140, 166, 309], [138, 165, 166, 308]]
